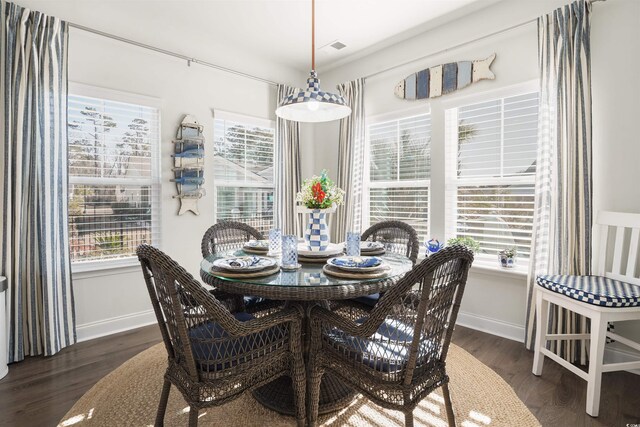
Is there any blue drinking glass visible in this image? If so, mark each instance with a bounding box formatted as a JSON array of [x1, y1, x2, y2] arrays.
[[281, 234, 298, 269], [346, 231, 361, 257], [269, 228, 281, 254]]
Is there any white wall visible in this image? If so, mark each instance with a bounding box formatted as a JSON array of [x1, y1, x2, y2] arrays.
[[309, 0, 640, 346]]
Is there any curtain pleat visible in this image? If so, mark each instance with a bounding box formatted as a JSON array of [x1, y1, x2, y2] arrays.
[[1, 0, 75, 362], [274, 84, 303, 236], [332, 78, 365, 241], [525, 0, 592, 364]]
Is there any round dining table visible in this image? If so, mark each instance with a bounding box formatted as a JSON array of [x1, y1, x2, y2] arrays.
[[200, 250, 413, 416]]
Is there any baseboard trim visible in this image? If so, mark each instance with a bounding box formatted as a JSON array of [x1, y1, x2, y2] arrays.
[[456, 311, 525, 343], [76, 309, 156, 343]]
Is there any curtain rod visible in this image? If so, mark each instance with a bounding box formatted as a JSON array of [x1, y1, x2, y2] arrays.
[[67, 22, 279, 86], [363, 0, 606, 81]]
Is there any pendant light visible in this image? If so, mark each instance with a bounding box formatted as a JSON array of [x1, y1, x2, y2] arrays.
[[275, 0, 351, 123]]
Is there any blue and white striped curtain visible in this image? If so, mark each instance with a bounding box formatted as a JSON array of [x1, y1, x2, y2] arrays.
[[274, 84, 303, 236], [525, 0, 592, 364], [1, 1, 75, 363], [332, 78, 365, 240]]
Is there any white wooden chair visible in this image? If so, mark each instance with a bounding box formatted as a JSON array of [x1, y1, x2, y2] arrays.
[[532, 211, 640, 417]]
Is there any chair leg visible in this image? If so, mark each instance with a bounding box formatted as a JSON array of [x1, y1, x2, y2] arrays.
[[404, 411, 414, 427], [442, 382, 456, 427], [586, 314, 607, 417], [291, 356, 307, 427], [307, 362, 323, 427], [188, 406, 199, 427], [532, 290, 549, 376], [155, 378, 171, 427]]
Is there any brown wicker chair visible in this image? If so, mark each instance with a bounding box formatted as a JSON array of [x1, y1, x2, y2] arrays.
[[352, 220, 421, 307], [201, 220, 264, 257], [308, 245, 474, 427], [201, 220, 280, 313], [137, 244, 306, 427]]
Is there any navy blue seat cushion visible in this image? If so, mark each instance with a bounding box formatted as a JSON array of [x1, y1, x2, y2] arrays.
[[326, 318, 434, 373], [244, 295, 265, 307], [188, 312, 284, 371], [537, 274, 640, 308], [352, 293, 380, 307]]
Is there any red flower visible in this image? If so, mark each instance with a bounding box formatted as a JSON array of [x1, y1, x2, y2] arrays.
[[312, 182, 325, 203]]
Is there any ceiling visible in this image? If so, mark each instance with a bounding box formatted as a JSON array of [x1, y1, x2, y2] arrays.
[[18, 0, 496, 73]]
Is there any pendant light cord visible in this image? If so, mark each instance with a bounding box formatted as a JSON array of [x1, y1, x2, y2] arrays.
[[311, 0, 315, 70]]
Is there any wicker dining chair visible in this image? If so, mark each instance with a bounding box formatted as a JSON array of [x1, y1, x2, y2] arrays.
[[352, 220, 421, 307], [201, 220, 278, 312], [137, 244, 306, 427], [308, 245, 474, 427], [201, 220, 264, 257]]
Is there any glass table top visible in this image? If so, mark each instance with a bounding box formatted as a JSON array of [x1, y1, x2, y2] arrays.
[[200, 250, 413, 287]]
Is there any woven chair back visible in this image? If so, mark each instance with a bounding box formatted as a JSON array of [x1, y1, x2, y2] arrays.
[[361, 220, 420, 264], [368, 245, 473, 383], [201, 220, 264, 257]]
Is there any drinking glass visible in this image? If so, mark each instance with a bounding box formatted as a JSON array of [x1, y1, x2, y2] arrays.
[[281, 234, 299, 269], [346, 231, 361, 257], [268, 228, 282, 254]]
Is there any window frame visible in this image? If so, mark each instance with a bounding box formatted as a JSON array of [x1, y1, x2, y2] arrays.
[[212, 110, 276, 233], [363, 105, 432, 240], [443, 80, 539, 270], [68, 82, 162, 273]]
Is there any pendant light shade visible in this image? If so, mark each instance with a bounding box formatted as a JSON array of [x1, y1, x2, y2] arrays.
[[276, 70, 351, 122], [275, 0, 351, 123]]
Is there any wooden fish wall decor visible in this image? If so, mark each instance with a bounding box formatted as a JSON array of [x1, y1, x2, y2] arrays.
[[171, 115, 206, 215], [394, 53, 496, 100]]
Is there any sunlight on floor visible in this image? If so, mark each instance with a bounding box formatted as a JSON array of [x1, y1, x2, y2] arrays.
[[58, 408, 94, 426], [469, 410, 492, 424]]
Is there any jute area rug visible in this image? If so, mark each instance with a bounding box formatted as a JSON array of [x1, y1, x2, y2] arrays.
[[59, 343, 540, 427]]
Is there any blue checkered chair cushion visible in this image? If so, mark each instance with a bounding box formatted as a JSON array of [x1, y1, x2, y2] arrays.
[[537, 275, 640, 308]]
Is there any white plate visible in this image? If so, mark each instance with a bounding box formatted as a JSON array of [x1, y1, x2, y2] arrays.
[[360, 241, 385, 251], [213, 256, 276, 271], [327, 256, 385, 272], [297, 242, 343, 257]]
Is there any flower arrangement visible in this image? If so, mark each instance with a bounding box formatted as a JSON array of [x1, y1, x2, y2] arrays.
[[446, 236, 480, 254], [499, 247, 518, 258], [297, 169, 345, 209], [499, 246, 518, 268]]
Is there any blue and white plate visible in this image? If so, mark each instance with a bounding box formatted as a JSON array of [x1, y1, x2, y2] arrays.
[[327, 256, 384, 272], [361, 241, 385, 251], [213, 256, 276, 271], [243, 240, 269, 250]]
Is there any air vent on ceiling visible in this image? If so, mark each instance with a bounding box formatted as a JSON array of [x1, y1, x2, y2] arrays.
[[330, 41, 346, 50]]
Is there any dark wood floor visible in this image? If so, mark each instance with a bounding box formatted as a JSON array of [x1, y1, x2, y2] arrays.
[[0, 325, 638, 427]]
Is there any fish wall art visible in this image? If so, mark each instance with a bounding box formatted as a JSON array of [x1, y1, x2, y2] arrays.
[[394, 53, 496, 100], [172, 115, 206, 215]]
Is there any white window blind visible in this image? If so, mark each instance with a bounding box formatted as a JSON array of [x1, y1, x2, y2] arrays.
[[366, 113, 431, 240], [213, 114, 275, 234], [68, 93, 160, 266], [446, 91, 539, 263]]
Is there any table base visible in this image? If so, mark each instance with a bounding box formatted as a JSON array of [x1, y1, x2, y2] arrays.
[[252, 373, 356, 416]]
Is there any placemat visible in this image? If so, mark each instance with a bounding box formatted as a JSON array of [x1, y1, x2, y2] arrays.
[[210, 264, 280, 279], [322, 264, 390, 279]]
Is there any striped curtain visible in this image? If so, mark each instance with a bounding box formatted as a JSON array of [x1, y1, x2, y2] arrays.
[[525, 0, 592, 364], [274, 84, 303, 236], [0, 1, 75, 363], [332, 78, 366, 241]]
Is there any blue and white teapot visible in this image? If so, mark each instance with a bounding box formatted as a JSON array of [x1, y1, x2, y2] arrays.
[[425, 238, 444, 257]]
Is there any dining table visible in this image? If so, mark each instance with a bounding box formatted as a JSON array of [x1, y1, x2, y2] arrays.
[[200, 249, 413, 416]]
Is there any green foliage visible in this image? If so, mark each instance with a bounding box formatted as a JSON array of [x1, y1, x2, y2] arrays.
[[499, 247, 518, 258], [446, 236, 480, 253], [94, 233, 126, 253]]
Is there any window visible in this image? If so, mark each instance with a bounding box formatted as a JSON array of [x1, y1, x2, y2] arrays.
[[446, 91, 539, 264], [213, 113, 275, 234], [67, 88, 160, 268], [365, 113, 431, 240]]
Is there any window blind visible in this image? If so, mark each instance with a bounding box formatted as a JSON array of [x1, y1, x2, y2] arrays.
[[213, 116, 275, 234], [366, 113, 431, 240], [68, 94, 160, 264], [447, 92, 539, 263]]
